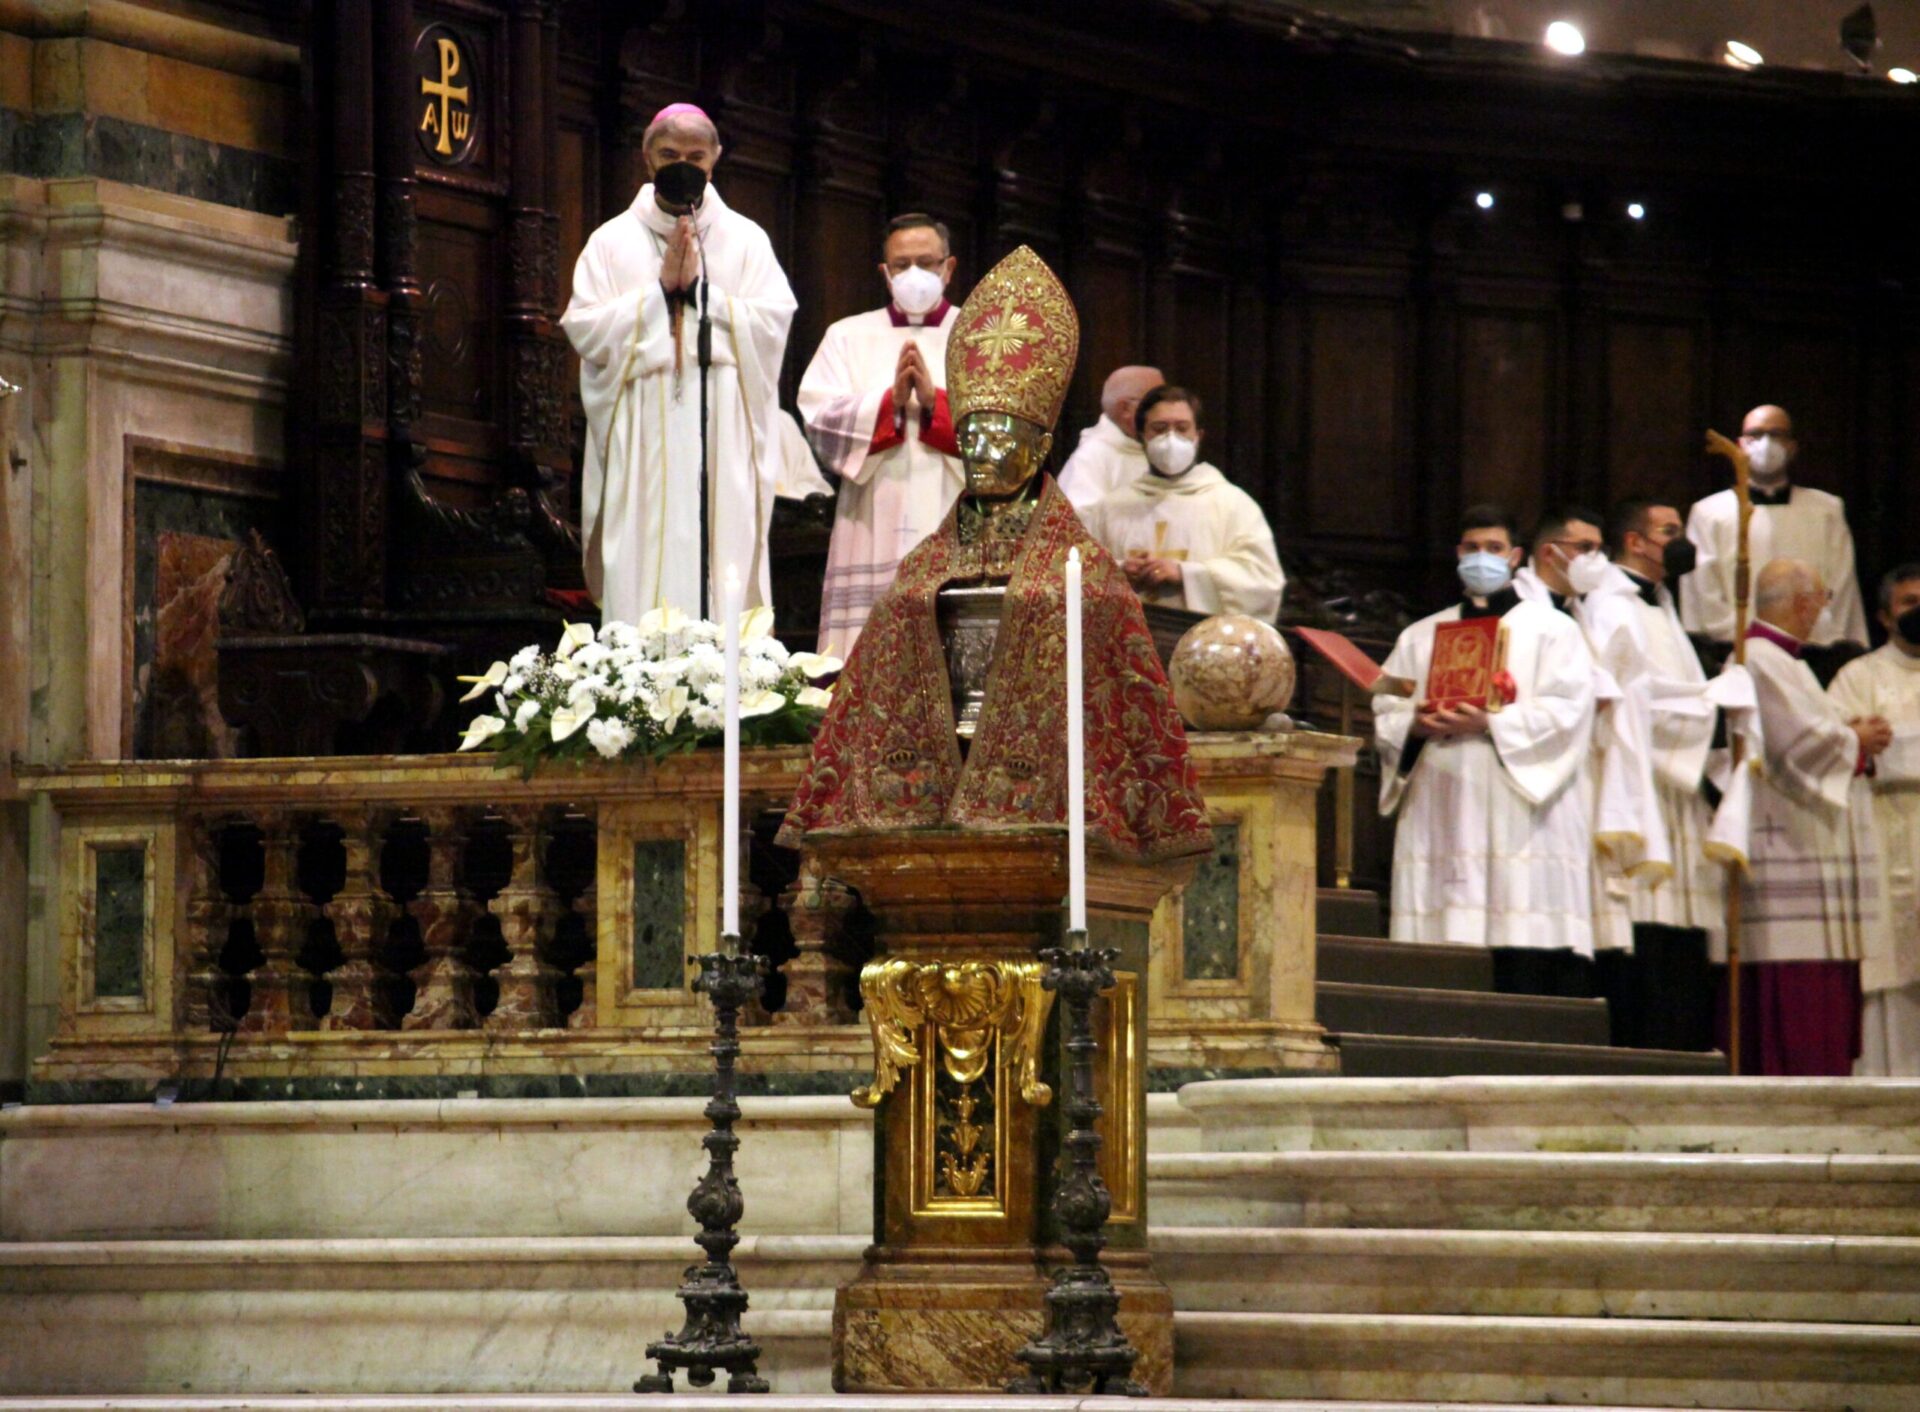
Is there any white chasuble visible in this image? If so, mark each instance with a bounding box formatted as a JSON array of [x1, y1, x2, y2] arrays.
[[1376, 598, 1598, 954], [1681, 487, 1868, 645], [1082, 463, 1285, 621], [1578, 565, 1726, 940], [1830, 643, 1920, 1073], [1734, 633, 1883, 966], [562, 183, 795, 623], [797, 304, 962, 660], [1057, 414, 1149, 511]]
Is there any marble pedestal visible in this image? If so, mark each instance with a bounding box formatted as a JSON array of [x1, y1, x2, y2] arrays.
[[809, 830, 1189, 1395]]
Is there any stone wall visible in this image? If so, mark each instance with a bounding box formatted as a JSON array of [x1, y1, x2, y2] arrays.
[[0, 2, 300, 1094]]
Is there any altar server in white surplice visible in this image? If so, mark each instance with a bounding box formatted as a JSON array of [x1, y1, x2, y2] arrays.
[[1056, 364, 1162, 511], [798, 213, 964, 660], [1829, 563, 1920, 1075], [1732, 558, 1890, 1075], [562, 104, 795, 623], [1083, 386, 1285, 621], [1577, 498, 1730, 1050], [1682, 404, 1867, 647], [1377, 505, 1598, 985]]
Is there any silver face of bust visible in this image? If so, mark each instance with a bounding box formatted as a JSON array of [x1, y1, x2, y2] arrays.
[[958, 411, 1053, 499]]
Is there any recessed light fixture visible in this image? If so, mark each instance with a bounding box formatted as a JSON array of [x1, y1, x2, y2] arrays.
[[1627, 202, 1646, 220], [1892, 67, 1918, 84], [1545, 21, 1586, 57], [1724, 39, 1764, 68], [1475, 191, 1496, 211]]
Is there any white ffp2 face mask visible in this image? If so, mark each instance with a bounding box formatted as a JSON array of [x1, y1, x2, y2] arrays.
[[1744, 434, 1791, 485], [890, 266, 945, 316], [1146, 432, 1197, 477], [1565, 550, 1611, 597]]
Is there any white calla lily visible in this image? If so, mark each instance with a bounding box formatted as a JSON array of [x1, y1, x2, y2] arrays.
[[549, 700, 596, 742], [554, 621, 597, 660], [794, 685, 833, 710], [790, 652, 844, 679], [638, 606, 689, 635], [457, 714, 506, 751], [740, 689, 784, 718], [649, 684, 689, 731], [456, 661, 509, 703], [740, 605, 775, 641]]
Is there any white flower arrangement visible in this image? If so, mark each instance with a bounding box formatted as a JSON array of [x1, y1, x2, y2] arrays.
[[455, 607, 841, 771]]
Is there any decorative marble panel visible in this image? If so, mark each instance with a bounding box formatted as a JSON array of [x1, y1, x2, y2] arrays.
[[89, 845, 147, 1000], [629, 839, 687, 992], [1181, 822, 1241, 982]]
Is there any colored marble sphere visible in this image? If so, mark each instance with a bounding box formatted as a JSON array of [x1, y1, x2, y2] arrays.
[[1168, 614, 1296, 731]]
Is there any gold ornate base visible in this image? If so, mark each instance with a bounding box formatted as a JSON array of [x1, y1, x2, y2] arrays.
[[831, 1251, 1172, 1395]]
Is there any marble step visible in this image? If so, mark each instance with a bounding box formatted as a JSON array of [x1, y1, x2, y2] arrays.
[[1317, 982, 1613, 1046], [1329, 1032, 1726, 1077], [0, 1235, 861, 1395], [1317, 934, 1494, 992], [1148, 1150, 1920, 1234], [1176, 1075, 1920, 1155], [1152, 1226, 1920, 1322], [0, 1399, 1786, 1412], [0, 1097, 873, 1242], [1174, 1311, 1920, 1411]]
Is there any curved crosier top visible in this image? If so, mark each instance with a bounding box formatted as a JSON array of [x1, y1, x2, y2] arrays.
[[945, 245, 1080, 434]]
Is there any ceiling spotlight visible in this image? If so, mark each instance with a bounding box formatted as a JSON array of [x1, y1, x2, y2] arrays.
[[1626, 202, 1646, 220], [1892, 67, 1917, 84], [1475, 191, 1495, 211], [1545, 21, 1586, 56], [1724, 39, 1763, 68]]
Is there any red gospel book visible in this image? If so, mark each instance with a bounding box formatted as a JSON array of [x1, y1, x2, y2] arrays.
[[1424, 616, 1509, 712]]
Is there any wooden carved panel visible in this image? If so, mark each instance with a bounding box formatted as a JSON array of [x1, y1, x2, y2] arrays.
[[1605, 318, 1703, 504], [1458, 310, 1556, 527], [416, 195, 500, 428], [1302, 301, 1407, 542]]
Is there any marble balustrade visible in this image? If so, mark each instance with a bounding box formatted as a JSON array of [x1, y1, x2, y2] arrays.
[[18, 733, 1356, 1100]]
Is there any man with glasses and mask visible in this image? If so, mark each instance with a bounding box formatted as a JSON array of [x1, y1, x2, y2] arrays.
[[562, 103, 796, 625], [1830, 564, 1920, 1073], [1374, 504, 1599, 995], [1081, 385, 1284, 621], [798, 213, 965, 660], [1681, 405, 1869, 652], [1573, 497, 1729, 1051]]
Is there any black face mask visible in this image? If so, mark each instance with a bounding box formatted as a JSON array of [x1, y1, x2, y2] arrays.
[[1897, 605, 1920, 645], [653, 160, 708, 209], [1662, 537, 1697, 579]]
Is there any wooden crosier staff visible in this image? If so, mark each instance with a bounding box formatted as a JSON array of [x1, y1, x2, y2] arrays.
[[1704, 427, 1754, 1074]]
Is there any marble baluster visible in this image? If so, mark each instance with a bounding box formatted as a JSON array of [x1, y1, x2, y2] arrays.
[[238, 810, 320, 1034], [402, 806, 484, 1030], [321, 807, 399, 1030], [567, 873, 599, 1030], [485, 806, 568, 1032], [774, 855, 857, 1026], [180, 815, 236, 1032]]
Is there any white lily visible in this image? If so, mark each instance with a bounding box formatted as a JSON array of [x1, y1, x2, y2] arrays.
[[457, 714, 506, 751], [794, 685, 834, 710], [649, 684, 689, 731], [740, 688, 784, 718], [790, 652, 844, 679], [456, 661, 509, 703], [555, 621, 597, 660], [741, 605, 775, 641], [549, 700, 597, 742]]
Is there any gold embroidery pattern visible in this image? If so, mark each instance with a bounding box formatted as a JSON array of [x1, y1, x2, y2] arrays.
[[945, 246, 1079, 431], [851, 957, 1055, 1110]]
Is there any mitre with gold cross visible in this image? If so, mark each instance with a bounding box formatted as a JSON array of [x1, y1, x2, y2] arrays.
[[946, 244, 1080, 434]]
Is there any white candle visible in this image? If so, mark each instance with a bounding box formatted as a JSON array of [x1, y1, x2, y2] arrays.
[[1066, 547, 1086, 934], [722, 564, 742, 942]]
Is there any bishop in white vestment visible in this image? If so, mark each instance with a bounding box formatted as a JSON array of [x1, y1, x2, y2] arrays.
[[1731, 559, 1889, 1074], [1056, 364, 1161, 510], [1681, 406, 1867, 645], [1377, 574, 1598, 958], [1828, 564, 1920, 1075], [797, 215, 964, 659], [561, 106, 795, 623]]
